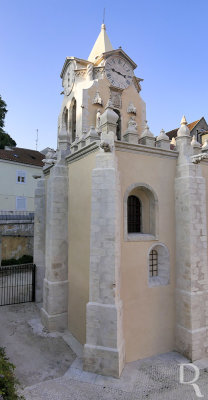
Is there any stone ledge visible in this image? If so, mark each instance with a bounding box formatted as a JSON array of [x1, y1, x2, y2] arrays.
[[115, 140, 178, 158], [66, 142, 99, 164], [125, 233, 158, 242]]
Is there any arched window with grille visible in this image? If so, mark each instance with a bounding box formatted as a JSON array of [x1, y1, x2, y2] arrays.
[[149, 249, 158, 277], [148, 244, 170, 287], [127, 195, 141, 233]]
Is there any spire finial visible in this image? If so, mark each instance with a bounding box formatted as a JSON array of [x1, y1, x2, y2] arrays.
[[88, 16, 113, 62], [177, 115, 190, 137], [180, 115, 187, 126], [103, 8, 105, 24]]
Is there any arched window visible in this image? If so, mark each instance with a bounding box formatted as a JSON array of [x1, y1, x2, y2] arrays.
[[124, 183, 159, 241], [64, 109, 68, 132], [127, 195, 141, 233], [72, 99, 76, 142], [148, 244, 170, 287], [149, 249, 158, 277], [114, 109, 121, 140], [61, 107, 68, 134]]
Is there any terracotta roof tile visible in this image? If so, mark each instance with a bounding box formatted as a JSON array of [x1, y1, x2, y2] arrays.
[[0, 147, 44, 167], [166, 120, 200, 140]]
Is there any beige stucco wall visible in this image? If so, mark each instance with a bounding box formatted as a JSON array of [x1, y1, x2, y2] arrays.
[[0, 160, 42, 211], [117, 149, 177, 362], [68, 151, 97, 344]]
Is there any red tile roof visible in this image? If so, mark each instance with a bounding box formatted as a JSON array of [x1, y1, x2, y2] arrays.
[[166, 120, 200, 140], [0, 147, 44, 167]]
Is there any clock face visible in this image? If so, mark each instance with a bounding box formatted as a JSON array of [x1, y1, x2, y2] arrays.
[[105, 56, 134, 89], [63, 61, 75, 96]]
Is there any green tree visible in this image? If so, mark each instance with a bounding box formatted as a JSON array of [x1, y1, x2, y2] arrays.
[[0, 95, 16, 149]]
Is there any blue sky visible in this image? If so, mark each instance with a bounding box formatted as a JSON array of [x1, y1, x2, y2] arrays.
[[1, 0, 208, 151]]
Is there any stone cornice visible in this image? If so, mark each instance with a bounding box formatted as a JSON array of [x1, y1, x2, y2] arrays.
[[115, 140, 178, 158], [94, 49, 137, 69], [66, 142, 99, 164], [60, 57, 89, 78]]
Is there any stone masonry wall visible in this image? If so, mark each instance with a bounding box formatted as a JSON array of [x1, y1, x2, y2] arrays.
[[175, 135, 208, 361]]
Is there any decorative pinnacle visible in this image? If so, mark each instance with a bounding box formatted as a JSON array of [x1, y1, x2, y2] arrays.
[[191, 134, 200, 148], [140, 120, 154, 138], [180, 115, 188, 126], [157, 128, 169, 141], [177, 115, 190, 137]]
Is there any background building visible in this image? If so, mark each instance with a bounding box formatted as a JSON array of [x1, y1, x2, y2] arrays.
[[166, 117, 208, 144], [0, 147, 44, 211]]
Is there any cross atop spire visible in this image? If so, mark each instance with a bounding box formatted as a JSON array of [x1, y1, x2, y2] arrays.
[[88, 24, 113, 63]]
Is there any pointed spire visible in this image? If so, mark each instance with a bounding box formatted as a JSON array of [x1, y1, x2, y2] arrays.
[[88, 24, 113, 63], [181, 115, 187, 125], [177, 115, 190, 137], [140, 121, 154, 138], [156, 129, 169, 141]]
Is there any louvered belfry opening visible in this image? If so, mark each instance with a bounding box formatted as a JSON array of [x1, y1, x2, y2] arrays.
[[149, 249, 158, 277], [127, 195, 141, 233]]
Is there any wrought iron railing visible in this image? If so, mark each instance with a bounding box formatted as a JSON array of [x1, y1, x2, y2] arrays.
[[0, 264, 36, 305], [0, 211, 34, 221]]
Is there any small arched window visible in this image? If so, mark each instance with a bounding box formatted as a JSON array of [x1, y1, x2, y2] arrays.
[[148, 244, 170, 287], [127, 195, 141, 233], [114, 109, 121, 140], [149, 249, 158, 277], [64, 109, 68, 132], [72, 99, 76, 142]]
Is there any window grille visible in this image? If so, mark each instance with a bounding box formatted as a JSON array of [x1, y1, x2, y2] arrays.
[[127, 195, 141, 233], [149, 249, 158, 277]]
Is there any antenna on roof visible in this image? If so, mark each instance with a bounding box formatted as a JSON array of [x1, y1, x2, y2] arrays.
[[103, 7, 105, 24], [35, 129, 38, 151]]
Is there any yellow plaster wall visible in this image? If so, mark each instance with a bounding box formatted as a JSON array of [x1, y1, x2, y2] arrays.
[[117, 149, 177, 362], [68, 152, 96, 344]]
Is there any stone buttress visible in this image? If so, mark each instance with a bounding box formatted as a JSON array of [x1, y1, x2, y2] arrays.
[[83, 104, 125, 378], [40, 155, 69, 331], [175, 116, 208, 360], [34, 177, 46, 303]]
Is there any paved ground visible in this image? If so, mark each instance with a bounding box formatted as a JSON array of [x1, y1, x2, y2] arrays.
[[1, 303, 208, 399], [0, 303, 75, 386]]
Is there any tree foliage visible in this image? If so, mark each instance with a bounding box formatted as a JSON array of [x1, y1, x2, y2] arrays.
[[0, 347, 25, 399], [0, 95, 16, 149]]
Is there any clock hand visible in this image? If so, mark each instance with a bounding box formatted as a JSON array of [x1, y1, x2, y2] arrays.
[[112, 68, 126, 78]]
